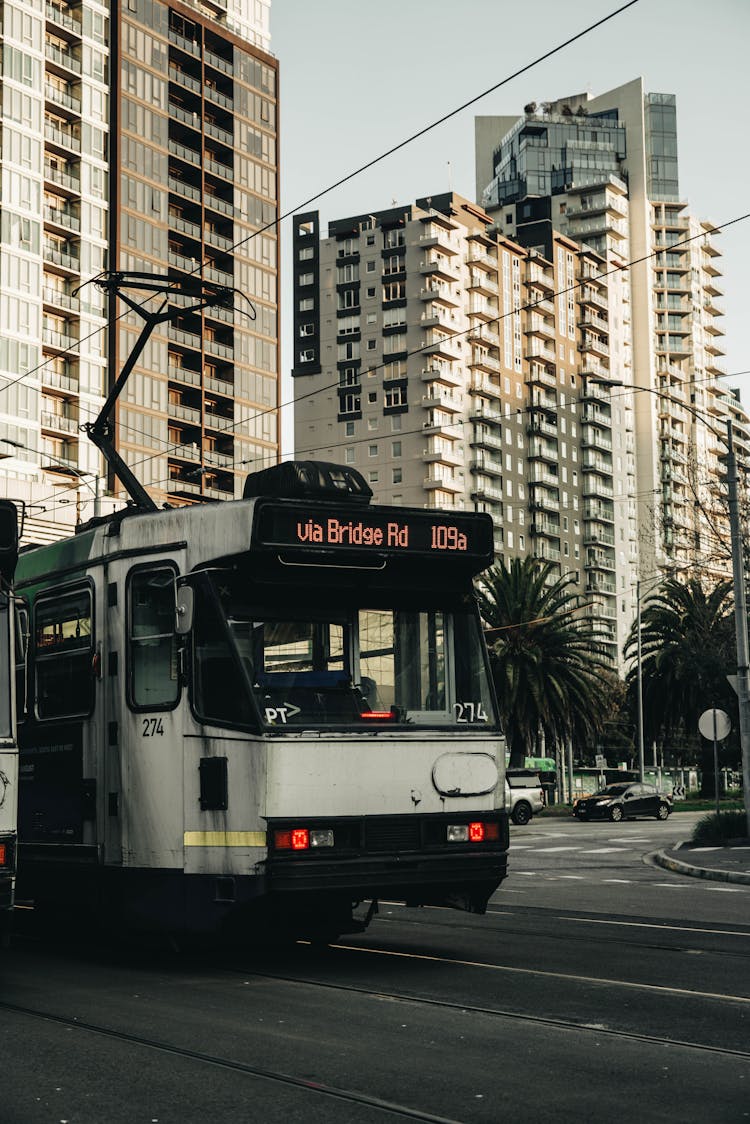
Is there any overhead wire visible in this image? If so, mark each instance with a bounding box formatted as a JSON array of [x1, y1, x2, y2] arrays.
[[0, 0, 643, 406]]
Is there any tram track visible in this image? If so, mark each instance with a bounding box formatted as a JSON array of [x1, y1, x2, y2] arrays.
[[212, 942, 750, 1061], [0, 998, 462, 1124]]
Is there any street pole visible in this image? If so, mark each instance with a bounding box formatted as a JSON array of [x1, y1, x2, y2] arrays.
[[725, 421, 750, 839], [636, 578, 645, 784]]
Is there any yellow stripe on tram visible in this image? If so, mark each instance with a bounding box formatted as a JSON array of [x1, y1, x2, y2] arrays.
[[183, 830, 267, 847]]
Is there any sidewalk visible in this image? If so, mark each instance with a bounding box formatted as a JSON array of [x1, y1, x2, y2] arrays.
[[652, 839, 750, 885]]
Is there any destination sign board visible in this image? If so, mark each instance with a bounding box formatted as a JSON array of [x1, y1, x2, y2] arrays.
[[253, 502, 494, 562]]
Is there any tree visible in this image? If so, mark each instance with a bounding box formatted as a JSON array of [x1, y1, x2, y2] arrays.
[[475, 557, 613, 768], [624, 577, 738, 787]]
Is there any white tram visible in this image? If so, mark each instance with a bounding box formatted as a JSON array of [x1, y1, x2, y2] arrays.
[[15, 462, 509, 943]]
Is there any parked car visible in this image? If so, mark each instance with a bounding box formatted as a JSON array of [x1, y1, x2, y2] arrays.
[[573, 782, 672, 822], [506, 769, 546, 825]]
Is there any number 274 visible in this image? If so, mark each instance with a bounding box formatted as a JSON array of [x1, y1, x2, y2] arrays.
[[142, 717, 165, 737]]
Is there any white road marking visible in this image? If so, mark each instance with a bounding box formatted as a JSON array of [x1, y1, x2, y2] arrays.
[[652, 883, 690, 888], [532, 846, 583, 853], [602, 879, 632, 884], [706, 886, 746, 893], [556, 875, 585, 879], [556, 916, 750, 937], [578, 847, 630, 854]]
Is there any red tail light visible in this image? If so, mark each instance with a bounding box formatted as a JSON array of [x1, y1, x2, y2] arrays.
[[0, 843, 6, 866], [468, 822, 485, 842], [360, 710, 395, 721], [291, 828, 309, 850]]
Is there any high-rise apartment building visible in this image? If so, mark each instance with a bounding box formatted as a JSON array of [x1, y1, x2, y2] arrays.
[[475, 77, 748, 582], [292, 194, 638, 667], [0, 0, 278, 539]]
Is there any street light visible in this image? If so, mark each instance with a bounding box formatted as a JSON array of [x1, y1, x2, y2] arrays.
[[0, 437, 100, 522]]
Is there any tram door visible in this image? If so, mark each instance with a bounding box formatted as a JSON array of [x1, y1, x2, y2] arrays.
[[117, 561, 184, 873]]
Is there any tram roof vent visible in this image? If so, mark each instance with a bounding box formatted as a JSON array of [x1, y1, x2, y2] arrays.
[[243, 460, 373, 504]]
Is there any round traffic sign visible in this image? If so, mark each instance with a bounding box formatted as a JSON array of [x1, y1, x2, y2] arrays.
[[697, 708, 731, 741]]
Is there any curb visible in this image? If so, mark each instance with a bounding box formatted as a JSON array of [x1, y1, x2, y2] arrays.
[[650, 848, 750, 886]]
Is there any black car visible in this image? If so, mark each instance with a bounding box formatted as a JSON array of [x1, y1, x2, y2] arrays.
[[574, 782, 672, 822]]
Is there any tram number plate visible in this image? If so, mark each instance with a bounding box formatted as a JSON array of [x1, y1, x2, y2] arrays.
[[142, 717, 165, 737], [453, 702, 488, 723]]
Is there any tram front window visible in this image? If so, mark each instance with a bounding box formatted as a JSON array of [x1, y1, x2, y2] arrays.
[[215, 598, 497, 731]]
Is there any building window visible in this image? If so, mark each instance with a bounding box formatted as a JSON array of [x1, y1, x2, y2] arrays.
[[345, 447, 355, 464], [299, 323, 314, 337], [385, 385, 407, 409], [299, 349, 315, 363], [299, 272, 314, 286], [367, 339, 377, 351], [368, 471, 379, 483], [345, 422, 355, 436], [298, 247, 314, 261], [392, 441, 402, 457], [392, 467, 402, 484], [369, 444, 378, 457], [299, 297, 314, 312], [340, 394, 361, 414]]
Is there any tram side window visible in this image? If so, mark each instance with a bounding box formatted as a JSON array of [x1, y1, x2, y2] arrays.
[[34, 587, 94, 719], [127, 567, 179, 710]]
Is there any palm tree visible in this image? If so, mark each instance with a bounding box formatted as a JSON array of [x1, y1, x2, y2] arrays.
[[475, 557, 613, 768], [624, 577, 737, 783]]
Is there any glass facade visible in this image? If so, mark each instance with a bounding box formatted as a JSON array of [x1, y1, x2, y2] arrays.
[[644, 93, 679, 202], [483, 112, 627, 208]]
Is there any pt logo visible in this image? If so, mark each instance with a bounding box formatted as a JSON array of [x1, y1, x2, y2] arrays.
[[0, 770, 8, 808]]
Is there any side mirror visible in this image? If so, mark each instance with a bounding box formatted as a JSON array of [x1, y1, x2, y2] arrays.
[[175, 585, 194, 635]]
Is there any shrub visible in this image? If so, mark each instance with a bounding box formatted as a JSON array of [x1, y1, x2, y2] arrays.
[[691, 809, 748, 845]]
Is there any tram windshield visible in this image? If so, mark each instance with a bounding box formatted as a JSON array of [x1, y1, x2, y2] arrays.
[[192, 581, 498, 731]]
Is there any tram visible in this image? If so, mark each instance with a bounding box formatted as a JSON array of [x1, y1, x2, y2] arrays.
[[14, 461, 509, 943], [0, 499, 20, 943]]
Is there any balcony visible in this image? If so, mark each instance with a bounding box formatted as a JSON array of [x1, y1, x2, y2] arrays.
[[41, 410, 78, 434], [470, 481, 503, 504], [44, 82, 81, 116], [423, 474, 462, 494], [470, 375, 501, 400], [421, 365, 462, 389], [42, 286, 79, 314], [45, 40, 82, 75], [469, 455, 502, 478], [424, 443, 464, 468], [45, 120, 81, 154], [46, 1, 82, 35], [420, 257, 460, 283], [469, 351, 500, 375], [168, 401, 202, 425], [422, 387, 462, 412], [530, 518, 561, 538], [581, 426, 613, 452], [44, 203, 80, 234], [42, 326, 79, 353], [420, 285, 459, 308], [44, 161, 80, 195]]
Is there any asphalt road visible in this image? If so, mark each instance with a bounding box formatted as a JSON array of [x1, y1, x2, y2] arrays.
[[1, 811, 747, 1123]]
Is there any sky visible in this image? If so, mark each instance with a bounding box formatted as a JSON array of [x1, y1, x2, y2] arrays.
[[269, 0, 750, 455]]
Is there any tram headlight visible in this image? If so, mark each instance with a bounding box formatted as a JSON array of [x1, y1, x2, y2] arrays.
[[310, 830, 334, 848]]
